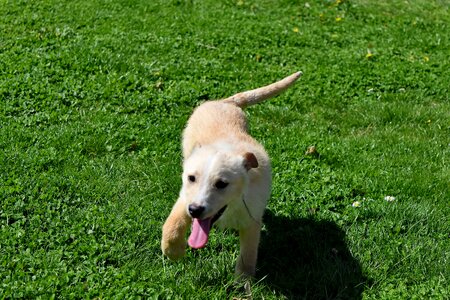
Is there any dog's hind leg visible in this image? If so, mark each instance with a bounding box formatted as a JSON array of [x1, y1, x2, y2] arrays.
[[235, 222, 262, 277], [161, 198, 191, 260]]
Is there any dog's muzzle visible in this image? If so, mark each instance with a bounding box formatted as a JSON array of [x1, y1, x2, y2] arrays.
[[188, 204, 205, 219], [188, 204, 227, 222]]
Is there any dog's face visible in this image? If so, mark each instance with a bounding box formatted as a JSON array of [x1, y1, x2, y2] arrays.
[[181, 146, 258, 220]]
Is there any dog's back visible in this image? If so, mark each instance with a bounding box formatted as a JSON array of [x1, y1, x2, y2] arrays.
[[183, 71, 303, 159], [182, 101, 250, 159]]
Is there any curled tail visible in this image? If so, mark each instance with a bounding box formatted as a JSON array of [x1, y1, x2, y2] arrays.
[[222, 71, 302, 108]]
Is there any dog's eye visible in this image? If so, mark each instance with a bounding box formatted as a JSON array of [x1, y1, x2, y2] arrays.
[[188, 175, 196, 183], [215, 180, 228, 189]]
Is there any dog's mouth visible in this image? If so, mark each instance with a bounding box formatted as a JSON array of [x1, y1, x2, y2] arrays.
[[188, 205, 227, 249]]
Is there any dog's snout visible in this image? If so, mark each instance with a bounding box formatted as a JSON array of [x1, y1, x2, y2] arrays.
[[188, 204, 205, 218]]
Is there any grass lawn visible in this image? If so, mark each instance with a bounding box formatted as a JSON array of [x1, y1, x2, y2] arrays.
[[1, 0, 449, 298]]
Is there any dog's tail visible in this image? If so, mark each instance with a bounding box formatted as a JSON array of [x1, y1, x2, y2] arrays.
[[222, 71, 302, 108]]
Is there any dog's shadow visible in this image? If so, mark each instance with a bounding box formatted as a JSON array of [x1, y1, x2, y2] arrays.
[[257, 210, 367, 300]]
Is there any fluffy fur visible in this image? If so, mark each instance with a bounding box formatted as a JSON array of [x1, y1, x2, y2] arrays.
[[161, 71, 302, 276]]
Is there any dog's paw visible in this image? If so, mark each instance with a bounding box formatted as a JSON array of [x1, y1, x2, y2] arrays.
[[235, 260, 256, 278], [161, 238, 186, 260]]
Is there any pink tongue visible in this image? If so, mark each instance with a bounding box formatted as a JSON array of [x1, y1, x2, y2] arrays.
[[188, 217, 212, 249]]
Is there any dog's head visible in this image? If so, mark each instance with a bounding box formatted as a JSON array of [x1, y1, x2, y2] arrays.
[[182, 146, 258, 219], [181, 145, 258, 248]]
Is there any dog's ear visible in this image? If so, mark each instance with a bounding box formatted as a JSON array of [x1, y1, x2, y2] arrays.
[[243, 152, 258, 171], [184, 143, 202, 163], [191, 143, 202, 153]]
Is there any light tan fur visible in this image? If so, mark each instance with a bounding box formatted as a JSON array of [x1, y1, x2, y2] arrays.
[[161, 71, 302, 277]]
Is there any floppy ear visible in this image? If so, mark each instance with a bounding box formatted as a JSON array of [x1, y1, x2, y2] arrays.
[[184, 143, 202, 164], [190, 143, 202, 154], [243, 152, 258, 171]]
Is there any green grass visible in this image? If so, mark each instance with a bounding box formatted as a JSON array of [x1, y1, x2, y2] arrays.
[[1, 0, 449, 298]]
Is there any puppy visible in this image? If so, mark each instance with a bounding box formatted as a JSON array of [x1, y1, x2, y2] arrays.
[[161, 71, 302, 277]]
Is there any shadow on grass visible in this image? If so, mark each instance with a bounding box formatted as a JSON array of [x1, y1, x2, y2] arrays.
[[257, 210, 366, 300]]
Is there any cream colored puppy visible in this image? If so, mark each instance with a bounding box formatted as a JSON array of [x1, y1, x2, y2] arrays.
[[161, 71, 302, 277]]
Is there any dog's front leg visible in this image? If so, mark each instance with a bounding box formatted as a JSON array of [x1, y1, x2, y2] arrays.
[[235, 222, 261, 277], [161, 198, 191, 260]]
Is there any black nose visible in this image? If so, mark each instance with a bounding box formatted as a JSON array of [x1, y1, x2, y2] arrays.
[[188, 204, 205, 218]]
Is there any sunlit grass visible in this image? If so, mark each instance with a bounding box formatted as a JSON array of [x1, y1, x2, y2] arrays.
[[1, 0, 449, 298]]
